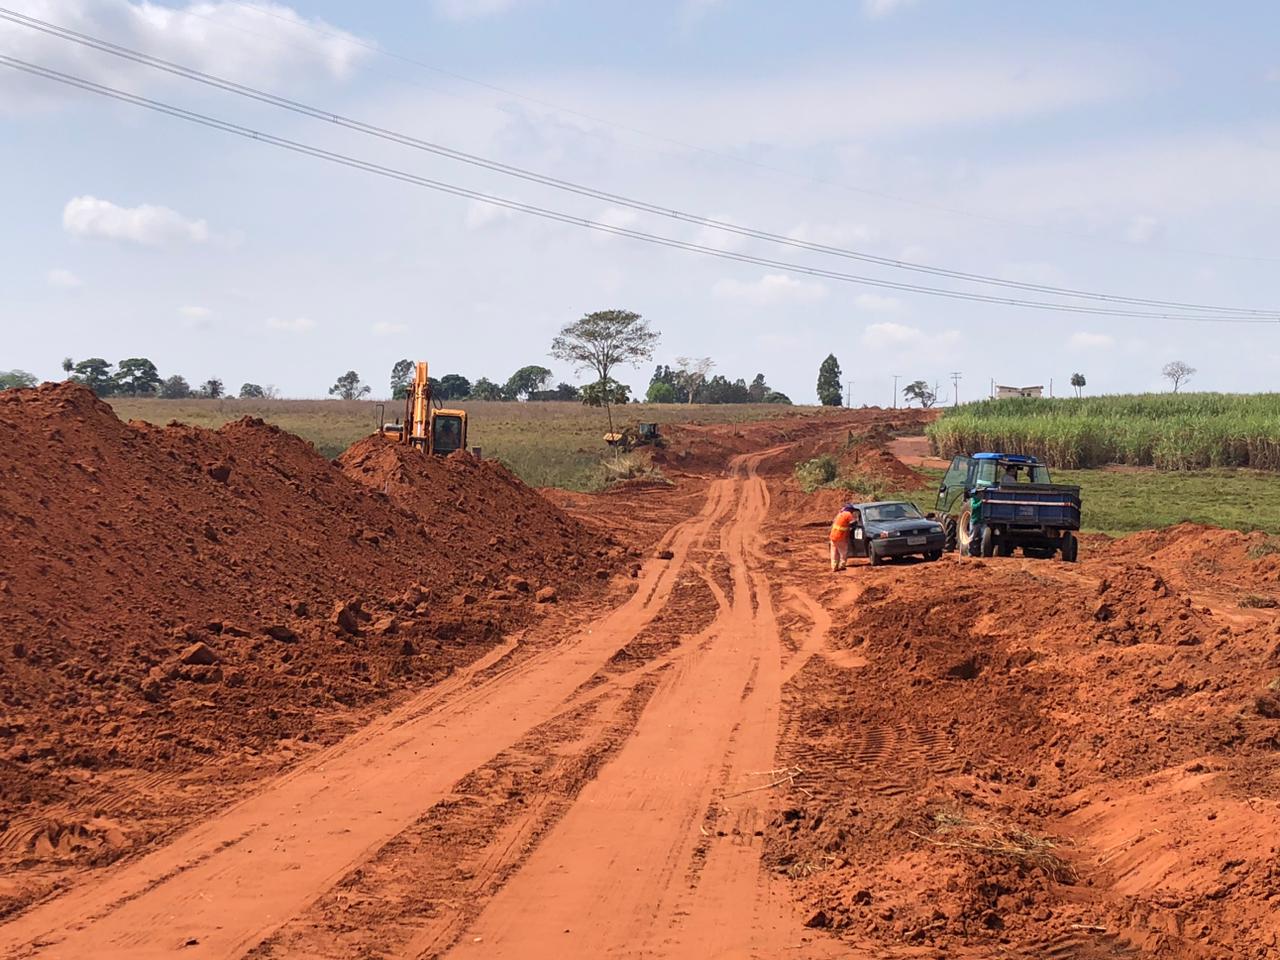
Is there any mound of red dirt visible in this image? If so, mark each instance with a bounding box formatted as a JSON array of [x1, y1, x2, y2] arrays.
[[769, 550, 1280, 956], [0, 384, 613, 873]]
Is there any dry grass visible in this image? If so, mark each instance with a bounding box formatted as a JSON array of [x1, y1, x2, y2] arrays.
[[108, 397, 823, 490], [916, 810, 1076, 883]]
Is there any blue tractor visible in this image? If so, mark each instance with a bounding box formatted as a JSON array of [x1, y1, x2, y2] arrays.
[[935, 453, 1082, 561]]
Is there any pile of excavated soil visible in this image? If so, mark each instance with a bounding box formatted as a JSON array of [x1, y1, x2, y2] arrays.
[[766, 537, 1280, 957], [0, 384, 616, 881]]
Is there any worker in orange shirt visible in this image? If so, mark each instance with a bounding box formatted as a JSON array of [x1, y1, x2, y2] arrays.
[[829, 503, 859, 571]]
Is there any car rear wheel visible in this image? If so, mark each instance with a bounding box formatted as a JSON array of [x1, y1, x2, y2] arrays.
[[925, 550, 942, 562]]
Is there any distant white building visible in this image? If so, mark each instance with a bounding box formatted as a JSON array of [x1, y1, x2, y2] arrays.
[[995, 384, 1044, 399]]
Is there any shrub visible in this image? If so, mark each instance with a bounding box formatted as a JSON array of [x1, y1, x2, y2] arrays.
[[794, 455, 838, 493]]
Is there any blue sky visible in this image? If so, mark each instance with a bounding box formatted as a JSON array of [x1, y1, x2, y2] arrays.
[[3, 0, 1278, 403]]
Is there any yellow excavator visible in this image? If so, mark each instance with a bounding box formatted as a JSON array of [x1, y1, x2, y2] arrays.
[[379, 361, 468, 454]]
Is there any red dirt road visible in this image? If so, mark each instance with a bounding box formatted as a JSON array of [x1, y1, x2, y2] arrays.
[[3, 403, 1279, 959]]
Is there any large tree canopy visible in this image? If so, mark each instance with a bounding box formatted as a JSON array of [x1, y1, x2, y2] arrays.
[[551, 309, 658, 433]]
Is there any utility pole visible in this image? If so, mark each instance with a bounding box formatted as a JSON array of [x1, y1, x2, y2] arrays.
[[845, 380, 853, 407], [950, 371, 962, 406], [990, 377, 995, 399], [892, 374, 901, 409], [1049, 377, 1054, 398]]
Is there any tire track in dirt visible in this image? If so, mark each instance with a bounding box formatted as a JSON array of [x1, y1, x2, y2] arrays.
[[443, 447, 841, 959], [0, 470, 743, 960]]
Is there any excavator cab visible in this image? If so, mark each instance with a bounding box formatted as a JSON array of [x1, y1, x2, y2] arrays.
[[428, 410, 467, 454], [380, 362, 469, 455]]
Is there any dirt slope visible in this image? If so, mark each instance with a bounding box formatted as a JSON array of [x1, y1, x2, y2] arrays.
[[0, 383, 614, 907]]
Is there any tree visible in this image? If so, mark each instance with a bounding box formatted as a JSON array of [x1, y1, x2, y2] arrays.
[[435, 373, 472, 401], [702, 375, 751, 404], [675, 356, 714, 404], [239, 383, 266, 399], [329, 371, 370, 400], [1162, 360, 1196, 393], [0, 370, 37, 390], [72, 358, 115, 396], [470, 377, 504, 401], [61, 357, 74, 376], [816, 354, 842, 406], [646, 380, 677, 403], [748, 373, 769, 403], [531, 382, 581, 401], [198, 378, 224, 399], [763, 390, 792, 404], [504, 365, 552, 401], [113, 357, 162, 396], [581, 378, 631, 407], [159, 375, 191, 399], [1070, 372, 1086, 398], [550, 309, 659, 434], [902, 379, 937, 408], [390, 359, 413, 400]]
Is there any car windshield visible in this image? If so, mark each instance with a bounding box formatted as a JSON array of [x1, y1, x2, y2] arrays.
[[863, 502, 923, 522]]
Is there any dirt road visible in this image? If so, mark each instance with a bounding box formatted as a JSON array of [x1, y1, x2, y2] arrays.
[[0, 446, 842, 959]]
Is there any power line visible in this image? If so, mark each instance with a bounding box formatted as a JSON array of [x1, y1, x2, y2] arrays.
[[5, 8, 1277, 320], [3, 53, 1277, 328], [210, 1, 1280, 266]]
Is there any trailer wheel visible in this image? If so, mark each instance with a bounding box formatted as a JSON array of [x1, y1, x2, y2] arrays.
[[1061, 533, 1079, 563], [942, 516, 958, 553]]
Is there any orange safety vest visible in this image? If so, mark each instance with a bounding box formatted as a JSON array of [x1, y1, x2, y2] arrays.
[[830, 509, 855, 543]]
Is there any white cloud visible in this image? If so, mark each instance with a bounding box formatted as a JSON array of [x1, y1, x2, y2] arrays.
[[63, 196, 211, 246], [46, 267, 81, 288], [862, 321, 960, 354], [1070, 331, 1115, 349], [1124, 215, 1163, 244], [433, 0, 525, 20], [266, 316, 315, 333], [853, 293, 902, 312], [539, 51, 1147, 149], [0, 0, 368, 110], [464, 200, 515, 230], [371, 321, 409, 336], [788, 221, 878, 247], [864, 0, 918, 19], [712, 273, 828, 304], [179, 305, 211, 319]]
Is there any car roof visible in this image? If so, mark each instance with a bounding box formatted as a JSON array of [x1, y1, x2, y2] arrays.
[[973, 452, 1040, 463], [851, 500, 916, 510]]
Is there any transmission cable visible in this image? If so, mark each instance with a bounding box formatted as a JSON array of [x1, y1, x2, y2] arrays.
[[2, 54, 1274, 326], [2, 7, 1277, 319]]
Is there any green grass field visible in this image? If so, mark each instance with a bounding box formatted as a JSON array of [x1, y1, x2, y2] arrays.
[[928, 393, 1280, 470], [108, 397, 828, 491]]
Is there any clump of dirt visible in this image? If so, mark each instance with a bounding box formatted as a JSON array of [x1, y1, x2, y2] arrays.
[[0, 383, 613, 882]]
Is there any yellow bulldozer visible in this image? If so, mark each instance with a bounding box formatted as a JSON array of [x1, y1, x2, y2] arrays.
[[379, 361, 468, 454], [603, 422, 663, 451]]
